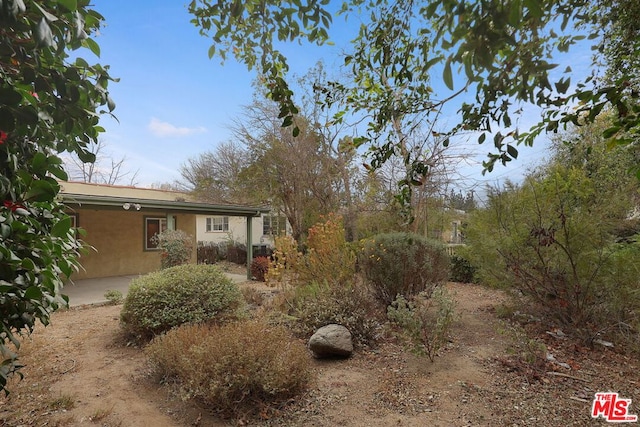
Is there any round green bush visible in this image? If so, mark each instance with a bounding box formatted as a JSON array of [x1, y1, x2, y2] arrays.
[[450, 254, 477, 283], [359, 232, 450, 305], [120, 264, 243, 341]]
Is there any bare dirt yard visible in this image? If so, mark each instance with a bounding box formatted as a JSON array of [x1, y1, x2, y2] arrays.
[[1, 281, 638, 427]]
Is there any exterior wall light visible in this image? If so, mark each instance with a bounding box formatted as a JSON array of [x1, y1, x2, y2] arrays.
[[122, 203, 141, 211]]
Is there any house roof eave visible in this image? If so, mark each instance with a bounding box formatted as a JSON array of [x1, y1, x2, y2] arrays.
[[62, 193, 270, 217]]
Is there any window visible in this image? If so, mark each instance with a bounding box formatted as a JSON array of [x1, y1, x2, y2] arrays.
[[68, 213, 78, 229], [145, 217, 167, 250], [66, 213, 79, 237], [263, 215, 287, 236], [206, 216, 229, 232]]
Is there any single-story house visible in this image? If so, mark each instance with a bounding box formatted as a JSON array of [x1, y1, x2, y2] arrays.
[[60, 181, 270, 280]]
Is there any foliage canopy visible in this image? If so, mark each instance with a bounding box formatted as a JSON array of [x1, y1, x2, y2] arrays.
[[188, 0, 640, 210], [0, 0, 115, 393], [465, 117, 640, 344]]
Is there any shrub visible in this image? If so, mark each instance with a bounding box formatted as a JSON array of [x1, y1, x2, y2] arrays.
[[296, 214, 357, 287], [450, 254, 476, 283], [250, 256, 270, 282], [241, 286, 265, 307], [103, 289, 123, 305], [499, 320, 548, 370], [226, 241, 247, 265], [267, 216, 357, 288], [465, 168, 640, 344], [196, 241, 220, 264], [146, 320, 312, 417], [359, 232, 450, 305], [120, 264, 243, 341], [387, 287, 456, 362], [599, 236, 640, 350], [278, 281, 383, 348], [265, 235, 302, 287], [152, 229, 193, 269]]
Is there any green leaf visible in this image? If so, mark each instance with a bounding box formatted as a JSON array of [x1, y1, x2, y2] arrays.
[[0, 88, 23, 106], [77, 150, 96, 163], [83, 38, 101, 57], [443, 58, 453, 90], [57, 0, 78, 12], [21, 258, 36, 272], [506, 144, 518, 159], [554, 77, 571, 94], [508, 0, 522, 26], [48, 165, 68, 181], [0, 109, 16, 132], [107, 95, 116, 112], [25, 180, 58, 203], [35, 18, 54, 47], [0, 224, 10, 239], [524, 0, 544, 18], [51, 216, 72, 238], [31, 153, 48, 176], [24, 287, 43, 301], [32, 2, 59, 21], [602, 126, 620, 139]]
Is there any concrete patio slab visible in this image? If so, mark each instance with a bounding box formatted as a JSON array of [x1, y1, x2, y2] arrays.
[[64, 273, 249, 307]]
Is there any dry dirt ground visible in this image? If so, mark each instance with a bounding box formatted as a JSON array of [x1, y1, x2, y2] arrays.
[[1, 281, 638, 427]]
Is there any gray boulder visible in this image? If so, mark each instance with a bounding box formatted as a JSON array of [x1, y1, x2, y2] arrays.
[[308, 324, 353, 358]]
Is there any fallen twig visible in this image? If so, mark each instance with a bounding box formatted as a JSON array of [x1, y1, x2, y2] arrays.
[[546, 371, 588, 382]]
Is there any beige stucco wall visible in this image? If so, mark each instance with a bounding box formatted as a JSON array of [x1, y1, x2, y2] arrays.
[[71, 208, 197, 280]]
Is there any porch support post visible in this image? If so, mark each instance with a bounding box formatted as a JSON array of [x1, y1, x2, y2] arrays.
[[166, 214, 176, 231], [246, 215, 253, 280]]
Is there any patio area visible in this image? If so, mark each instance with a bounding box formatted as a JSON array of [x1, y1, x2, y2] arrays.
[[64, 272, 249, 307]]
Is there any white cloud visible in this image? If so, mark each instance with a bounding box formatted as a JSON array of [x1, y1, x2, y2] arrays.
[[147, 117, 207, 138]]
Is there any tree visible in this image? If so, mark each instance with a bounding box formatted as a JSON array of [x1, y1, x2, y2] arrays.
[[188, 0, 640, 212], [597, 0, 640, 90], [296, 63, 361, 240], [230, 95, 341, 241], [0, 0, 115, 393], [465, 117, 640, 343], [63, 139, 139, 185], [446, 189, 476, 213], [180, 69, 365, 243], [551, 112, 640, 205], [179, 140, 251, 204]]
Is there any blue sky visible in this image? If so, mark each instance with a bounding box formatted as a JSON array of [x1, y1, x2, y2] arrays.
[[88, 1, 594, 198], [90, 1, 366, 187]]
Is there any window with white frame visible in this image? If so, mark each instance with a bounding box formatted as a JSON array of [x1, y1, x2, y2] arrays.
[[263, 215, 287, 236], [206, 216, 229, 232], [68, 213, 78, 228], [145, 217, 167, 250]]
